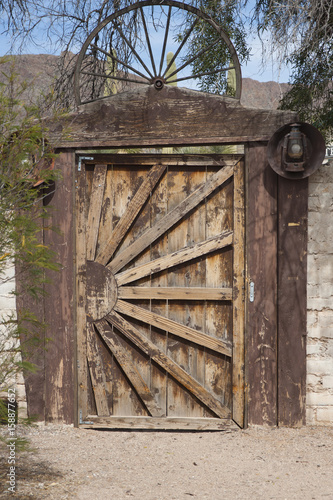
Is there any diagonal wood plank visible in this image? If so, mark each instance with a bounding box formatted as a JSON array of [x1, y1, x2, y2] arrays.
[[108, 165, 234, 274], [118, 286, 233, 301], [106, 311, 230, 419], [114, 300, 232, 356], [116, 231, 233, 286], [87, 322, 110, 416], [95, 320, 165, 417], [96, 163, 166, 266], [86, 164, 107, 260]]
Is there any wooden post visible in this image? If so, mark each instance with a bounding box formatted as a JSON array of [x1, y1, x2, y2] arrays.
[[277, 177, 308, 426], [232, 159, 245, 428], [44, 151, 75, 424], [16, 199, 45, 421], [245, 143, 278, 426]]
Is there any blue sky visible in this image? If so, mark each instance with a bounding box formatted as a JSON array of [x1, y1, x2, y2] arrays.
[[0, 12, 291, 84]]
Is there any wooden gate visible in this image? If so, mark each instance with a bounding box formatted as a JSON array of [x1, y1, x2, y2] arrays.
[[76, 153, 245, 430]]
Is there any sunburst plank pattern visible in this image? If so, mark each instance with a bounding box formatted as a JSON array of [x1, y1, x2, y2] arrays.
[[79, 156, 239, 421], [95, 320, 165, 417], [108, 165, 234, 273], [106, 311, 230, 419], [114, 300, 232, 357]]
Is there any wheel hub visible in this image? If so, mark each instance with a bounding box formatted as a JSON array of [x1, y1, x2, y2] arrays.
[[152, 77, 166, 90]]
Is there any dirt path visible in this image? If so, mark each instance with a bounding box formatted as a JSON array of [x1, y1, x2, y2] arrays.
[[1, 424, 333, 499]]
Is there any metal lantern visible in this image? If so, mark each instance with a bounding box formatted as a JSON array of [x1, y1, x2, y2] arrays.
[[267, 122, 326, 179], [282, 123, 308, 172]]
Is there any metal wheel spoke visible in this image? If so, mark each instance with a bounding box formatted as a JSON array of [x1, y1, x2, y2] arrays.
[[166, 38, 220, 80], [111, 19, 154, 79], [89, 43, 152, 82], [162, 16, 199, 79], [140, 7, 157, 77], [159, 5, 172, 75], [81, 70, 150, 85], [166, 65, 235, 85], [74, 1, 242, 105]]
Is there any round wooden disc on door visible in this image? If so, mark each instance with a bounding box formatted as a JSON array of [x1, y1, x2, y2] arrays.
[[86, 261, 118, 321]]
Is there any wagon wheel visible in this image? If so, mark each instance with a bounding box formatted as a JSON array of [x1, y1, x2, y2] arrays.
[[74, 0, 242, 105]]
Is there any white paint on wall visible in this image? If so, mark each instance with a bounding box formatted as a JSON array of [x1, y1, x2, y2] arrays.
[[307, 159, 333, 425], [0, 262, 27, 418]]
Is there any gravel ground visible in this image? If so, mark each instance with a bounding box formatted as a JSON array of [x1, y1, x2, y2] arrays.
[[1, 424, 333, 499]]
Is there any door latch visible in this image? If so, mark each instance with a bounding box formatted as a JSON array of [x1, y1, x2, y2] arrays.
[[249, 281, 255, 302]]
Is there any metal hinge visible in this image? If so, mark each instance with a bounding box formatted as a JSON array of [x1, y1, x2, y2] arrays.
[[78, 156, 94, 171], [79, 409, 94, 425]]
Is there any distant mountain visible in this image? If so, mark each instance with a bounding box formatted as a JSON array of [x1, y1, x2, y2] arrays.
[[0, 54, 60, 105], [0, 53, 290, 111], [241, 78, 290, 110]]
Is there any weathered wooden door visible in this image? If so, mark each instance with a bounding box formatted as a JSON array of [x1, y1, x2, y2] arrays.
[[76, 153, 245, 429]]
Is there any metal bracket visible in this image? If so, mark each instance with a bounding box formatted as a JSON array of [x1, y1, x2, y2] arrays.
[[79, 409, 94, 425], [78, 156, 94, 171], [249, 281, 255, 302]]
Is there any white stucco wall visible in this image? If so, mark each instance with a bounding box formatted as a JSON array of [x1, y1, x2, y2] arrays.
[[307, 158, 333, 425], [0, 264, 27, 418]]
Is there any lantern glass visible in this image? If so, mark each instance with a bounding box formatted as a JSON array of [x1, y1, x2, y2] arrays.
[[288, 139, 303, 158], [287, 126, 304, 160]]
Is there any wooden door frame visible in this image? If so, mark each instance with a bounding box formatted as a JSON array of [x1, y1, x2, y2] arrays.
[[22, 86, 306, 427], [73, 152, 246, 429], [72, 144, 307, 429], [245, 143, 307, 427]]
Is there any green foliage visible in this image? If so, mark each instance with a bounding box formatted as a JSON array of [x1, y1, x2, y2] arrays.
[[178, 0, 249, 95], [0, 58, 60, 404], [246, 0, 333, 135], [1, 0, 332, 135], [174, 144, 240, 154], [279, 44, 333, 139]]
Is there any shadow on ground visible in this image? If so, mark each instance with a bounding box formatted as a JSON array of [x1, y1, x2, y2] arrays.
[[0, 452, 63, 499]]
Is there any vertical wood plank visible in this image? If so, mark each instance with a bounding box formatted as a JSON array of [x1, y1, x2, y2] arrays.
[[86, 164, 107, 261], [277, 177, 308, 427], [96, 163, 166, 265], [233, 159, 245, 428], [110, 165, 151, 417], [75, 156, 88, 423], [167, 166, 192, 417], [44, 151, 75, 424], [184, 168, 206, 417], [112, 166, 137, 261], [95, 321, 164, 417], [205, 167, 233, 412], [150, 168, 168, 415], [166, 166, 205, 417], [16, 199, 45, 421], [246, 143, 278, 426], [124, 165, 152, 409], [103, 166, 136, 416], [87, 323, 110, 416], [97, 165, 114, 259]]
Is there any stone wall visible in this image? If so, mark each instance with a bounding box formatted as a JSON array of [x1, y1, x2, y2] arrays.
[[307, 158, 333, 425]]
